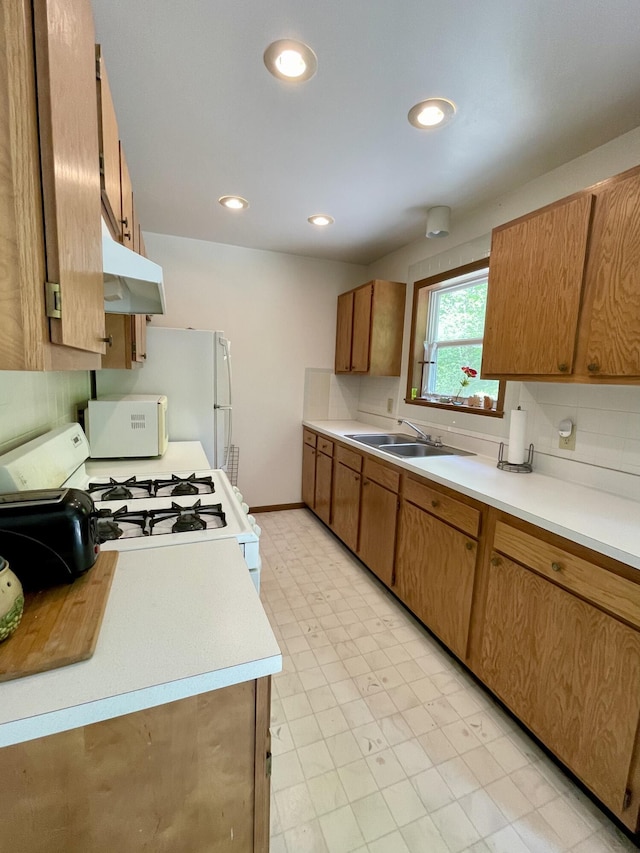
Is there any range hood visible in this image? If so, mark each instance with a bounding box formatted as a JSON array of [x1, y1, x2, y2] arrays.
[[102, 220, 166, 315]]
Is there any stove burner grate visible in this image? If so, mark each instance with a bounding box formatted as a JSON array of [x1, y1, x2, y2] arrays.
[[148, 499, 226, 535], [88, 477, 154, 501], [153, 474, 215, 497], [95, 506, 150, 543]]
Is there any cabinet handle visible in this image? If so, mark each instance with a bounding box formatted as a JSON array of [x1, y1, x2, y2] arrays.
[[551, 561, 562, 572], [100, 335, 113, 347], [123, 230, 132, 241], [558, 363, 568, 372], [490, 556, 501, 566], [141, 353, 147, 359], [431, 499, 440, 508], [120, 217, 129, 227], [363, 480, 369, 487], [587, 362, 600, 373], [465, 542, 474, 551]]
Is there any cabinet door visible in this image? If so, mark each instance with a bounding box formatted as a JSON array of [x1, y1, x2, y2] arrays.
[[481, 553, 640, 822], [119, 143, 134, 249], [351, 284, 372, 372], [358, 479, 397, 587], [133, 314, 147, 363], [335, 291, 353, 373], [579, 170, 640, 377], [314, 452, 332, 525], [482, 195, 593, 377], [33, 0, 105, 354], [302, 443, 316, 508], [395, 501, 477, 659], [331, 462, 361, 552], [96, 47, 121, 240]]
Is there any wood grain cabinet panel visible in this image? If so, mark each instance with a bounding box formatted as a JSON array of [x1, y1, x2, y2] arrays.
[[335, 291, 354, 372], [95, 46, 121, 241], [482, 194, 593, 377], [119, 142, 134, 250], [314, 449, 333, 526], [302, 440, 316, 509], [0, 678, 272, 853], [395, 500, 478, 660], [481, 553, 640, 826], [358, 477, 398, 587], [578, 169, 640, 378], [335, 280, 406, 376], [331, 460, 361, 552], [482, 165, 640, 382]]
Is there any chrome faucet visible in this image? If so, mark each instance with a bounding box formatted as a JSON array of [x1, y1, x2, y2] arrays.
[[397, 419, 433, 443]]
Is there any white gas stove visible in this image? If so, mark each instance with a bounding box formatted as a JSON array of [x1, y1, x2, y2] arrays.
[[0, 425, 261, 591]]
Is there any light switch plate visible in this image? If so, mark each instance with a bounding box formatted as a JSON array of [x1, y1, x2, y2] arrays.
[[386, 398, 393, 413]]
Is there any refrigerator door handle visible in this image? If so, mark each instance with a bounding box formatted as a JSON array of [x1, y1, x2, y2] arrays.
[[220, 336, 232, 407]]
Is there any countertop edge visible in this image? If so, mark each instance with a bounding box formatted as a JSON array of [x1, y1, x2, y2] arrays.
[[304, 419, 640, 571]]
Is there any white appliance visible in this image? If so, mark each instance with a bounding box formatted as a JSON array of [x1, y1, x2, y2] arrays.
[[85, 394, 169, 458], [96, 327, 232, 470], [102, 219, 166, 315], [0, 425, 261, 591]]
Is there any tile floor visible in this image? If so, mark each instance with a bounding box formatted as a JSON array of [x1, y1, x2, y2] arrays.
[[255, 508, 639, 853]]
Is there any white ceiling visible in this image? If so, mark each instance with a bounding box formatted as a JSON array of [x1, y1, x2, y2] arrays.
[[92, 0, 640, 265]]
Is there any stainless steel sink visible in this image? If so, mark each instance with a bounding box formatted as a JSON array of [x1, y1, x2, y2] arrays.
[[345, 433, 474, 459], [345, 433, 417, 446]]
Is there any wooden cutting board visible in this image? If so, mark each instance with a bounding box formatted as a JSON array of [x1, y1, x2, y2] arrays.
[[0, 550, 118, 682]]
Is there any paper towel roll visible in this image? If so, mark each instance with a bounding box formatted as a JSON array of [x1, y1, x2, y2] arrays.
[[507, 408, 527, 464]]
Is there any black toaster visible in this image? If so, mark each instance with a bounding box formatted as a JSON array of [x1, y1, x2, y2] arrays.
[[0, 489, 100, 590]]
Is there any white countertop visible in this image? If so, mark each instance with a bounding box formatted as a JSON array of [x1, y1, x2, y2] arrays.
[[305, 419, 640, 571], [86, 440, 210, 476], [0, 538, 281, 747]]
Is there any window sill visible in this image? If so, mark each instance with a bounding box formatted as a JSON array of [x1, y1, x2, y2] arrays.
[[405, 397, 504, 418]]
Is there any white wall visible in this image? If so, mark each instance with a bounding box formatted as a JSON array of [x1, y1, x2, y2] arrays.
[[142, 233, 367, 506], [356, 126, 640, 496], [0, 371, 90, 455]]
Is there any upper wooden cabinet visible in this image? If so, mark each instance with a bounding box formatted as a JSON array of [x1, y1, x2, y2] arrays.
[[482, 165, 640, 381], [0, 0, 104, 370], [335, 280, 406, 376], [101, 313, 147, 369], [95, 46, 121, 241]]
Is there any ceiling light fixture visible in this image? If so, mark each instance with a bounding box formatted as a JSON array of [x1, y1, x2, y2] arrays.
[[308, 214, 334, 227], [264, 39, 318, 82], [408, 98, 456, 129], [218, 195, 249, 211]]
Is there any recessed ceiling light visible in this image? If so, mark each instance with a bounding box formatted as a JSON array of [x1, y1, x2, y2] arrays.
[[218, 195, 249, 210], [308, 214, 334, 227], [264, 39, 317, 82], [408, 98, 456, 129]]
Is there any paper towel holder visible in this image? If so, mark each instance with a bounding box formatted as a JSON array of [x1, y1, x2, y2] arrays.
[[497, 442, 534, 473]]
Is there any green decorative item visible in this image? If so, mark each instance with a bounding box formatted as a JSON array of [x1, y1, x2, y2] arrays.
[[0, 557, 24, 642]]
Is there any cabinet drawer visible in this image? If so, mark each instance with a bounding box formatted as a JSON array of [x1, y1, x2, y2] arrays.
[[318, 437, 334, 457], [363, 457, 400, 492], [303, 429, 317, 448], [494, 521, 640, 629], [403, 477, 480, 538], [335, 444, 362, 472]]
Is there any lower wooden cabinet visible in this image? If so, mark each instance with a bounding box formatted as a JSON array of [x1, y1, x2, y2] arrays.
[[481, 552, 640, 827], [314, 450, 333, 526], [302, 442, 317, 508], [0, 677, 272, 852], [331, 459, 361, 552], [395, 500, 478, 660], [358, 458, 400, 587]]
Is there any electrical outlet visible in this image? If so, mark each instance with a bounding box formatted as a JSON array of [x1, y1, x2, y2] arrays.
[[386, 398, 394, 414], [559, 430, 576, 451]]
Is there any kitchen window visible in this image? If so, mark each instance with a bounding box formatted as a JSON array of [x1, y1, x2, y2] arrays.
[[406, 259, 505, 416]]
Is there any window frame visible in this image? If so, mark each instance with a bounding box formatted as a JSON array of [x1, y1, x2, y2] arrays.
[[405, 259, 505, 417]]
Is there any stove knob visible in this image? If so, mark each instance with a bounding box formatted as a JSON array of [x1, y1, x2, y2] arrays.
[[241, 502, 249, 513], [247, 514, 256, 525], [252, 523, 262, 537]]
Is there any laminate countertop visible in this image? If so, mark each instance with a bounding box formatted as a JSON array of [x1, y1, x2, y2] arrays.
[[0, 538, 281, 747], [304, 419, 640, 571]]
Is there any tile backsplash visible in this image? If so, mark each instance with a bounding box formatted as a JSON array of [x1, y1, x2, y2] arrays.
[[520, 382, 640, 478], [0, 371, 90, 455]]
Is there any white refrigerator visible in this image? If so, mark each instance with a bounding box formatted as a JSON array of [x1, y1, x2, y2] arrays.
[[95, 327, 232, 469]]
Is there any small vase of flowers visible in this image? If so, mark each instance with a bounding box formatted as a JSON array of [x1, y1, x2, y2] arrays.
[[453, 366, 477, 403]]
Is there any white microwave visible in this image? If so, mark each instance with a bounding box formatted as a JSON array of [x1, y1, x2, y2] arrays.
[[85, 395, 169, 458]]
